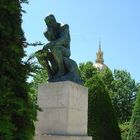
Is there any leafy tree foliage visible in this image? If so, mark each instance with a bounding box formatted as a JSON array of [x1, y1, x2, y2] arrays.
[[86, 74, 121, 140], [79, 61, 97, 83], [111, 70, 139, 123], [119, 122, 130, 140], [79, 62, 139, 139], [79, 62, 121, 140], [127, 89, 140, 140], [79, 62, 113, 89], [0, 0, 37, 139], [98, 67, 114, 89]]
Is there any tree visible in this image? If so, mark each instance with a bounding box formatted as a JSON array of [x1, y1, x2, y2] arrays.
[[119, 122, 130, 140], [79, 61, 97, 83], [98, 67, 114, 90], [111, 70, 139, 123], [79, 62, 114, 89], [127, 89, 140, 140], [86, 75, 121, 140], [79, 62, 140, 139], [0, 0, 37, 139], [79, 62, 121, 140]]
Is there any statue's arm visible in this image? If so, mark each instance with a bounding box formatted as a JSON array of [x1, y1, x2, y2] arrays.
[[51, 24, 70, 46]]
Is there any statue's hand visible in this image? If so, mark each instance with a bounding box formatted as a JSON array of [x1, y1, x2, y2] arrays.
[[48, 41, 56, 46], [43, 44, 51, 50], [43, 41, 57, 50]]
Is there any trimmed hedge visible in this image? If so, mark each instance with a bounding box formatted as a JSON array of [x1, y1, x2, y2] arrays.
[[127, 90, 140, 140], [86, 75, 122, 140], [0, 1, 36, 139]]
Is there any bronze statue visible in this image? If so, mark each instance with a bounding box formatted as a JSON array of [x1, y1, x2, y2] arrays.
[[35, 14, 82, 85]]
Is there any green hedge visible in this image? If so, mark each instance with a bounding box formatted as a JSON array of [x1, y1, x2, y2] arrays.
[[127, 90, 140, 140], [86, 75, 122, 140], [0, 1, 37, 139]]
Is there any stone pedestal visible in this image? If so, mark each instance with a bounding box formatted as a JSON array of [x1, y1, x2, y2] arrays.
[[35, 81, 92, 140]]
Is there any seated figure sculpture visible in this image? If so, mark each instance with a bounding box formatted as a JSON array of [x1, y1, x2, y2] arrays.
[[35, 14, 83, 85]]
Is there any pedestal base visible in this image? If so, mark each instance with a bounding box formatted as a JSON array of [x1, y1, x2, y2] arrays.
[[35, 81, 92, 140], [35, 135, 92, 140], [36, 81, 88, 135]]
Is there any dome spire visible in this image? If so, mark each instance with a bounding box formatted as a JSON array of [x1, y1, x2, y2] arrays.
[[96, 40, 104, 64], [99, 39, 101, 51]]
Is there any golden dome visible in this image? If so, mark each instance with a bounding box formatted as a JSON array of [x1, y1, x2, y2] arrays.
[[93, 41, 107, 71]]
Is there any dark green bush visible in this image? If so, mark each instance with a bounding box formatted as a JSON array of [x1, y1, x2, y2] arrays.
[[0, 1, 37, 139], [86, 75, 122, 140], [119, 122, 130, 140], [127, 90, 140, 140]]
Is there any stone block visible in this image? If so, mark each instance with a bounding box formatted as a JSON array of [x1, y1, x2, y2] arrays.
[[35, 81, 88, 136]]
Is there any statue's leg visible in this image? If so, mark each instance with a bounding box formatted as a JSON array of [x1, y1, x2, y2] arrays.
[[63, 57, 83, 85], [35, 50, 53, 80], [44, 57, 53, 80], [51, 46, 65, 77], [46, 52, 58, 75]]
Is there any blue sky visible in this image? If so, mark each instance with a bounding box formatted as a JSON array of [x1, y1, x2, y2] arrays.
[[22, 0, 140, 82]]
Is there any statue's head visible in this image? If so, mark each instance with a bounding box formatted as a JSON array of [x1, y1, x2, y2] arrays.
[[44, 14, 61, 41], [45, 14, 57, 27]]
